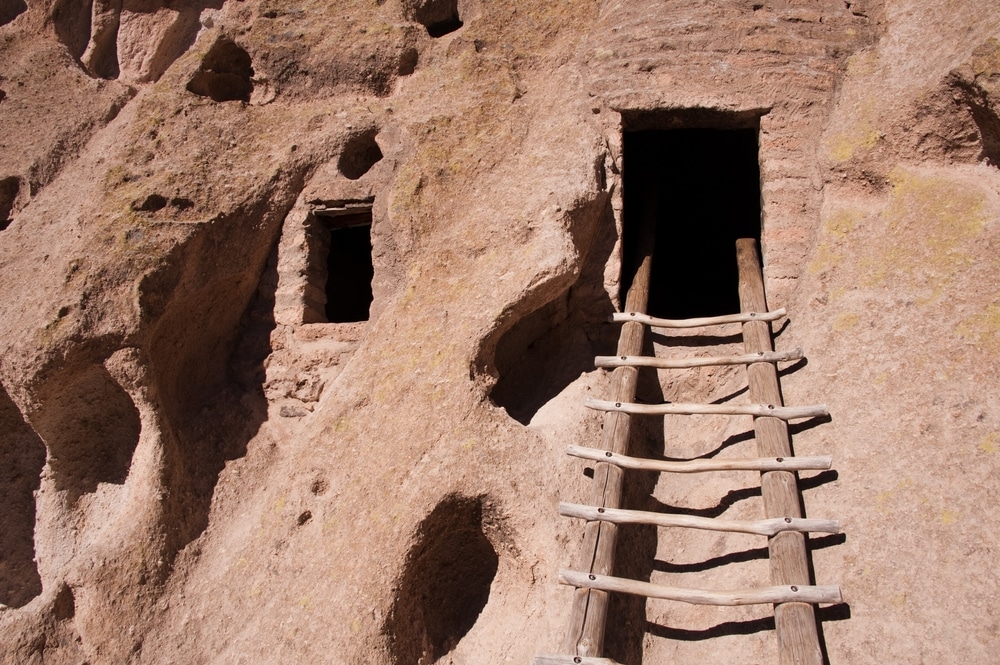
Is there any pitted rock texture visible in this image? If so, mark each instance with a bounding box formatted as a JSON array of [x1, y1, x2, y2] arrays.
[[1, 1, 999, 664]]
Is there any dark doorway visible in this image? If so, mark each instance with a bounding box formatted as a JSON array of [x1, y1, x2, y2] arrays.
[[320, 210, 373, 323], [621, 126, 762, 318]]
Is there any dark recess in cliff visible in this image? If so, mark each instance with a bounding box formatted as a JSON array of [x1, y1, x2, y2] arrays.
[[0, 383, 45, 608], [409, 0, 463, 37], [187, 37, 254, 103], [386, 495, 499, 665], [621, 122, 762, 319], [0, 0, 26, 27]]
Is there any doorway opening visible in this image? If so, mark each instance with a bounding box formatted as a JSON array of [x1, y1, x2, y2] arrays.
[[307, 203, 374, 324], [620, 113, 763, 318]]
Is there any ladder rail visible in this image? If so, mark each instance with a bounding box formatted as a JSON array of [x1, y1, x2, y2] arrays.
[[736, 238, 827, 665], [560, 187, 658, 658]]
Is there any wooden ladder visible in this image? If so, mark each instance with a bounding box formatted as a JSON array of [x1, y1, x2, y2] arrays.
[[534, 238, 840, 665]]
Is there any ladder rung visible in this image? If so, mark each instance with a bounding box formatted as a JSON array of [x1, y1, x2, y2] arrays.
[[534, 657, 622, 665], [595, 347, 804, 369], [558, 570, 843, 606], [584, 398, 829, 420], [559, 503, 840, 536], [566, 445, 832, 473], [612, 307, 786, 328]]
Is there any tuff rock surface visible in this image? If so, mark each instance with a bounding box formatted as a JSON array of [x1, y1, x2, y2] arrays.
[[1, 1, 999, 664]]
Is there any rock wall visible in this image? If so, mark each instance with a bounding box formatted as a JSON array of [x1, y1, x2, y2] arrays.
[[1, 1, 998, 664]]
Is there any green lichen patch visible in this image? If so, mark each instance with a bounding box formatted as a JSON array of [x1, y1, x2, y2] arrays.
[[824, 102, 882, 163], [859, 167, 989, 299], [809, 207, 865, 275], [825, 207, 862, 239], [956, 303, 1000, 354]]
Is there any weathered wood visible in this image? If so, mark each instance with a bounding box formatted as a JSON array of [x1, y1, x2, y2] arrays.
[[559, 503, 840, 536], [561, 188, 657, 658], [736, 238, 826, 665], [560, 587, 596, 658], [559, 570, 843, 606], [534, 656, 622, 665], [584, 398, 828, 421], [594, 347, 803, 369], [611, 307, 786, 328], [312, 200, 374, 217], [566, 445, 832, 473]]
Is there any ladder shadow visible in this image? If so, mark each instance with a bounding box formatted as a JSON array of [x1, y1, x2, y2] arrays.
[[646, 615, 775, 640], [815, 603, 853, 665], [652, 532, 845, 574], [645, 487, 761, 519], [646, 533, 850, 659], [705, 357, 810, 406], [653, 545, 768, 573], [631, 351, 809, 410], [645, 319, 790, 350], [644, 603, 849, 643], [640, 470, 835, 520], [789, 414, 834, 435], [633, 426, 764, 462], [692, 428, 755, 458], [648, 331, 743, 347]]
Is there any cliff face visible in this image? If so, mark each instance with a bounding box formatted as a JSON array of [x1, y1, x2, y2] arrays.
[[1, 1, 998, 664]]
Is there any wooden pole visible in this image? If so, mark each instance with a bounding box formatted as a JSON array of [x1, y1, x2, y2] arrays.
[[612, 307, 786, 327], [565, 445, 833, 473], [595, 347, 804, 369], [559, 503, 840, 537], [584, 398, 828, 421], [535, 657, 621, 665], [561, 188, 657, 658], [736, 238, 825, 665], [559, 571, 842, 606]]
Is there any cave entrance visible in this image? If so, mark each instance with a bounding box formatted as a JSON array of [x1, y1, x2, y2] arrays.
[[621, 113, 763, 318], [310, 203, 374, 324]]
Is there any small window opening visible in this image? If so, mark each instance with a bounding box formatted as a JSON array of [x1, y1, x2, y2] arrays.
[[307, 203, 374, 324], [338, 130, 383, 180], [0, 176, 19, 230], [0, 0, 27, 27], [621, 120, 762, 318], [413, 0, 463, 38]]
